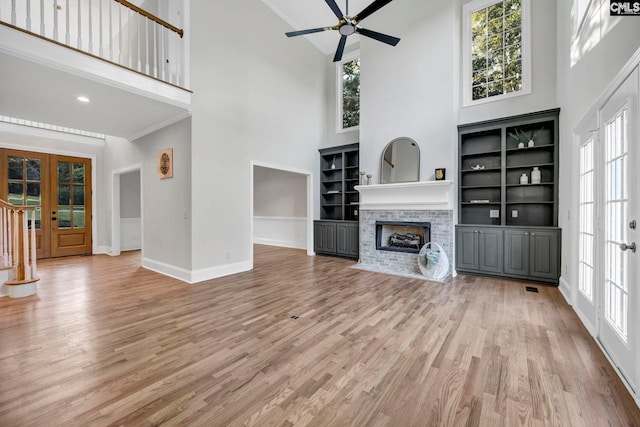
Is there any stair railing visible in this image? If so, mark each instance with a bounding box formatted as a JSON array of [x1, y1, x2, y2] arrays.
[[0, 200, 38, 284], [0, 0, 186, 88]]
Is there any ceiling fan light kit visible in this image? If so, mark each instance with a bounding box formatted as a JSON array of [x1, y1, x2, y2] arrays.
[[285, 0, 400, 62]]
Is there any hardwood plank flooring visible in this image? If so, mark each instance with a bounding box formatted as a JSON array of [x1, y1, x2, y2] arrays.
[[0, 245, 638, 426]]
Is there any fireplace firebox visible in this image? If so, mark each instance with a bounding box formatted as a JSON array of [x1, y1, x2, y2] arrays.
[[375, 221, 431, 254]]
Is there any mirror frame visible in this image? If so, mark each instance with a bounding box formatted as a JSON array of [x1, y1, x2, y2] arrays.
[[379, 137, 420, 184]]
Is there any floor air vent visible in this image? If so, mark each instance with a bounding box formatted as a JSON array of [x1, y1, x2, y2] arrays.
[[525, 286, 539, 293]]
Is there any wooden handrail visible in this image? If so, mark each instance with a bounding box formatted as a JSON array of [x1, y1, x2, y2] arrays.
[[0, 199, 36, 211], [112, 0, 184, 38]]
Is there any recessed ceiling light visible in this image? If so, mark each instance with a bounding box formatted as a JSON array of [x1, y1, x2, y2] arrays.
[[77, 96, 91, 103]]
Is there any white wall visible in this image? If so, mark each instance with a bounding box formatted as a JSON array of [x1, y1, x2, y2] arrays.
[[120, 170, 141, 218], [555, 2, 640, 298], [359, 0, 457, 184], [189, 0, 326, 275], [106, 117, 191, 271]]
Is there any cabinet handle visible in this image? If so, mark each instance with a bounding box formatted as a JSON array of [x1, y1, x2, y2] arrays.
[[531, 233, 535, 236]]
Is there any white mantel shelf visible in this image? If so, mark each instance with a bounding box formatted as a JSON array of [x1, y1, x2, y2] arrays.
[[355, 180, 454, 211]]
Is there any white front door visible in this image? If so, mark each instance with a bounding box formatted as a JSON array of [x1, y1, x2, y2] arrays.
[[597, 67, 639, 392]]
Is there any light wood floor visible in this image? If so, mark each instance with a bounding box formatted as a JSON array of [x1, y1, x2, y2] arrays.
[[0, 245, 639, 426]]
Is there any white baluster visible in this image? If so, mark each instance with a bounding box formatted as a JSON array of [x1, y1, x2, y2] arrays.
[[118, 4, 122, 65], [137, 13, 141, 71], [160, 26, 165, 81], [0, 208, 5, 266], [40, 0, 44, 35], [53, 0, 58, 41], [65, 0, 70, 45], [153, 24, 158, 78], [145, 18, 149, 75], [128, 9, 132, 68], [108, 0, 113, 61], [30, 210, 37, 279], [99, 0, 103, 58], [26, 0, 31, 31], [88, 0, 93, 54], [77, 0, 82, 49], [11, 0, 16, 26], [22, 211, 29, 281]]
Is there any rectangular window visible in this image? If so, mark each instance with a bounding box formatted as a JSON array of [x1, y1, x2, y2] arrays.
[[578, 138, 595, 301], [337, 51, 360, 132], [462, 0, 530, 106]]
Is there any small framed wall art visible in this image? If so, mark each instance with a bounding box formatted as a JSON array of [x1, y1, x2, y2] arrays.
[[435, 168, 446, 181], [158, 148, 173, 179]]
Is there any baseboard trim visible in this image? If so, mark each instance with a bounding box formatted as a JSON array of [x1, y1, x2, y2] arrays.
[[558, 276, 573, 306], [253, 238, 306, 250], [190, 260, 253, 284], [0, 283, 8, 298], [121, 244, 142, 251], [141, 257, 192, 283], [94, 245, 111, 255]]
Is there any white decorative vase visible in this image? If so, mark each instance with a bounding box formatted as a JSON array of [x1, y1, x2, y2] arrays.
[[520, 173, 529, 184], [528, 139, 535, 147], [531, 167, 541, 184]]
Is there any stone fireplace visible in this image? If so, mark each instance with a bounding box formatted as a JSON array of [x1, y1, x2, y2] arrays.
[[355, 181, 454, 280]]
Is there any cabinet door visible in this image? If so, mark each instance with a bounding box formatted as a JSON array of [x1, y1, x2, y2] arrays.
[[478, 228, 503, 273], [336, 223, 359, 258], [314, 222, 336, 254], [504, 229, 530, 276], [530, 230, 559, 279], [456, 228, 478, 270]]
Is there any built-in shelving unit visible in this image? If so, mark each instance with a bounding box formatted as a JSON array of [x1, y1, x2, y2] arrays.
[[316, 143, 359, 259], [456, 109, 561, 283]]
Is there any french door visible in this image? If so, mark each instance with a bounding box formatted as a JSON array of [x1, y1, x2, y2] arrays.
[[0, 149, 92, 259], [597, 68, 638, 391]]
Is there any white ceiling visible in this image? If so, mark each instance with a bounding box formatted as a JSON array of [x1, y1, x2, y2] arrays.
[[261, 0, 378, 55], [0, 53, 189, 139]]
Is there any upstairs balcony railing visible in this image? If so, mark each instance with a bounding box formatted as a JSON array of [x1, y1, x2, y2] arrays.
[[0, 0, 186, 88]]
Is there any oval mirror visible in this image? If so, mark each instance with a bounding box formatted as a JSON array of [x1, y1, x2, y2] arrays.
[[380, 137, 420, 184]]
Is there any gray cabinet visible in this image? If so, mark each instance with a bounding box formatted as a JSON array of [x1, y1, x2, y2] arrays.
[[336, 222, 359, 258], [504, 229, 530, 276], [455, 226, 503, 274], [314, 220, 358, 259], [314, 221, 336, 254], [458, 226, 560, 282], [530, 230, 559, 279]]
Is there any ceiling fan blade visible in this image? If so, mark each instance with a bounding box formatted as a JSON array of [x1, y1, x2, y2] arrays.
[[356, 27, 400, 46], [333, 35, 348, 62], [286, 27, 332, 37], [353, 0, 394, 23], [325, 0, 344, 20]]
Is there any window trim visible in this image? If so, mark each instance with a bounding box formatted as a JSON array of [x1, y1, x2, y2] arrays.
[[461, 0, 531, 108], [336, 50, 360, 134]]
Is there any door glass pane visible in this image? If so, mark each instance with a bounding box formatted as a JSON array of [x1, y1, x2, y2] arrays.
[[604, 109, 628, 342], [579, 139, 594, 301], [58, 184, 70, 206], [73, 207, 85, 229], [58, 162, 70, 183], [8, 157, 23, 180], [8, 182, 23, 205], [73, 186, 85, 205], [58, 208, 71, 228], [73, 163, 85, 184], [26, 159, 40, 181]]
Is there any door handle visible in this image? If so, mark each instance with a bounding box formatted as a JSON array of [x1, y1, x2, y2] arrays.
[[620, 242, 637, 253], [52, 217, 57, 221]]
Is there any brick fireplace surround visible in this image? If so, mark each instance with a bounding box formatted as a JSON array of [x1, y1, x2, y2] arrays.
[[354, 181, 454, 280]]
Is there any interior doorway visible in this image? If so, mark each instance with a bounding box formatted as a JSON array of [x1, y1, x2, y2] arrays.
[[249, 161, 314, 267], [0, 149, 92, 258], [111, 164, 143, 257]]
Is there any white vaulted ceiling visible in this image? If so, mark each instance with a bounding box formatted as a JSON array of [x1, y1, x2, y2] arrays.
[[260, 0, 375, 55]]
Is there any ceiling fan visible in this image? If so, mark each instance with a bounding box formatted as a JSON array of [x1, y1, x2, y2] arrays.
[[285, 0, 400, 62]]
